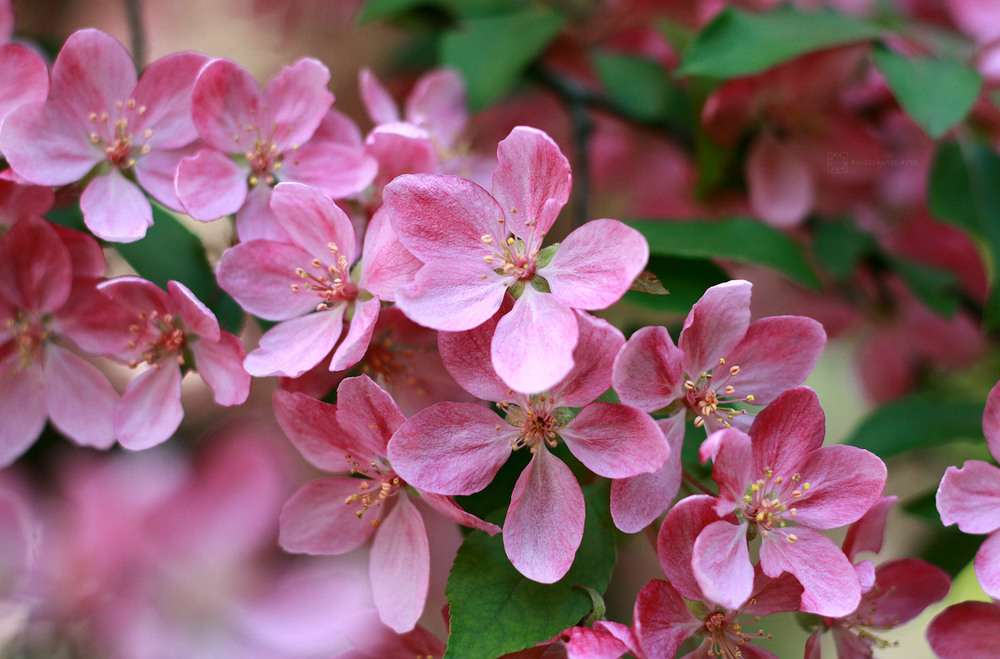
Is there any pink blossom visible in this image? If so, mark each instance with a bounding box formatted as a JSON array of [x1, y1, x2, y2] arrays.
[[389, 308, 667, 583], [0, 174, 53, 228], [691, 387, 886, 617], [0, 29, 209, 242], [98, 276, 250, 450], [0, 42, 47, 143], [382, 125, 649, 393], [174, 57, 376, 241], [926, 600, 1000, 659], [274, 374, 498, 633], [0, 217, 126, 463], [936, 378, 1000, 599], [216, 181, 420, 379], [609, 279, 825, 532]]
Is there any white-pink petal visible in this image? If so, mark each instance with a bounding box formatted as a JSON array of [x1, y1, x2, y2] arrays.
[[191, 332, 250, 406], [937, 460, 1000, 533], [679, 279, 752, 378], [370, 493, 429, 633], [329, 297, 380, 372], [115, 362, 184, 450], [692, 520, 754, 610], [560, 402, 667, 479], [244, 308, 345, 378], [270, 181, 358, 265], [80, 169, 153, 243], [279, 477, 379, 554], [492, 126, 571, 242], [44, 345, 117, 449], [175, 149, 248, 221]]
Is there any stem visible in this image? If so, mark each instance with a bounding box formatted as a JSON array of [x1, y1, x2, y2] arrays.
[[682, 469, 714, 496], [124, 0, 146, 70]]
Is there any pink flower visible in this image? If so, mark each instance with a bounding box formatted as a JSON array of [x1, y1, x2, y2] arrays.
[[926, 600, 1000, 659], [98, 276, 250, 450], [0, 174, 53, 228], [0, 29, 209, 242], [216, 181, 420, 378], [691, 387, 886, 617], [175, 57, 376, 241], [0, 217, 125, 462], [609, 279, 825, 533], [382, 125, 649, 393], [0, 42, 47, 143], [936, 378, 1000, 599], [273, 375, 498, 632], [388, 308, 667, 583]]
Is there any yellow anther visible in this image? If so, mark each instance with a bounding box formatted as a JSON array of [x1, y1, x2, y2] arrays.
[[729, 365, 741, 376], [787, 534, 798, 543], [506, 236, 515, 245], [802, 483, 810, 490], [481, 234, 493, 243], [746, 394, 755, 402]]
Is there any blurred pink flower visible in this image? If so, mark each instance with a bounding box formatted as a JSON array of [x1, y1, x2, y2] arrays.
[[926, 600, 1000, 659]]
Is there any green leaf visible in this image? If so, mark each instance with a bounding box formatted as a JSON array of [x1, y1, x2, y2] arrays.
[[627, 218, 821, 289], [927, 140, 1000, 328], [358, 0, 522, 23], [888, 255, 962, 318], [592, 52, 690, 128], [873, 47, 981, 139], [624, 255, 728, 314], [677, 5, 881, 79], [441, 7, 565, 110], [113, 205, 244, 334], [812, 219, 876, 280], [845, 396, 985, 459], [444, 483, 616, 659]]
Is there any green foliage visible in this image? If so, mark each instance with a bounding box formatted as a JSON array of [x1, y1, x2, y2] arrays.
[[845, 396, 985, 459], [888, 255, 963, 318], [812, 219, 876, 280], [592, 52, 691, 129], [444, 484, 616, 659], [677, 5, 881, 79], [628, 218, 821, 289], [624, 255, 728, 314], [358, 0, 524, 23], [872, 47, 981, 139], [928, 140, 1000, 328], [441, 7, 564, 110]]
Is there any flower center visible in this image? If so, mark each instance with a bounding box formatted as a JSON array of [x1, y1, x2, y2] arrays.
[[741, 467, 810, 537], [4, 312, 49, 372], [342, 454, 401, 528], [501, 395, 564, 452], [481, 234, 538, 282], [684, 358, 755, 428], [88, 98, 152, 170], [126, 310, 187, 368], [361, 334, 430, 400], [700, 608, 770, 659], [290, 242, 358, 310], [233, 120, 290, 187]]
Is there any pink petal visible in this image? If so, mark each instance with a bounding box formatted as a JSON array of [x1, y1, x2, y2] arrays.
[[370, 493, 429, 633], [704, 427, 755, 508], [611, 325, 684, 412], [235, 183, 287, 242], [166, 280, 219, 341], [0, 355, 45, 466], [561, 402, 667, 478], [282, 139, 377, 198], [437, 297, 515, 403], [610, 414, 686, 533], [0, 44, 48, 126], [419, 492, 501, 535], [749, 387, 827, 479], [50, 29, 136, 120], [0, 101, 101, 185], [984, 379, 1000, 462], [115, 363, 184, 450], [492, 286, 577, 394], [270, 181, 359, 265], [190, 58, 261, 152], [360, 68, 400, 125], [692, 520, 754, 610], [492, 127, 571, 244], [679, 279, 752, 378], [333, 375, 406, 460], [272, 389, 364, 470], [550, 312, 623, 408], [44, 345, 117, 449], [132, 52, 208, 149], [329, 297, 380, 372], [560, 625, 633, 659], [937, 460, 1000, 533], [133, 144, 197, 210], [721, 316, 826, 405], [175, 149, 249, 221], [657, 494, 725, 601], [866, 558, 950, 627], [759, 526, 861, 617], [244, 308, 345, 378], [382, 173, 507, 263], [278, 477, 378, 554], [842, 495, 897, 562], [396, 259, 508, 331], [98, 275, 172, 317], [364, 124, 437, 181], [359, 207, 422, 302], [633, 579, 702, 659], [975, 530, 1000, 599], [0, 216, 72, 313], [405, 69, 467, 147], [792, 445, 886, 530], [927, 601, 1000, 659], [262, 58, 333, 151], [216, 239, 322, 321], [387, 402, 513, 495], [746, 134, 814, 228], [503, 445, 584, 584], [542, 219, 649, 310], [190, 331, 250, 406]]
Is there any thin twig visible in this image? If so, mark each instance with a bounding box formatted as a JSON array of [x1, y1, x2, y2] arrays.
[[682, 469, 714, 496], [124, 0, 146, 70]]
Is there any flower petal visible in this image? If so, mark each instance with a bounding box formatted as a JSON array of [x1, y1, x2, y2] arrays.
[[561, 402, 667, 479], [611, 325, 684, 412], [80, 170, 153, 243], [975, 530, 1000, 600], [115, 363, 184, 450], [610, 414, 686, 533], [395, 259, 507, 332], [679, 279, 752, 378], [270, 181, 358, 265], [44, 345, 117, 449], [492, 126, 571, 242], [984, 379, 1000, 462], [792, 444, 886, 530], [747, 134, 814, 228], [216, 239, 319, 321], [190, 331, 250, 406], [262, 58, 333, 151], [175, 149, 248, 221], [936, 460, 1000, 533], [370, 493, 429, 633], [278, 477, 378, 554], [359, 207, 422, 302], [329, 297, 380, 372], [550, 312, 623, 408], [658, 494, 725, 601], [0, 216, 72, 313], [244, 308, 345, 378], [692, 519, 754, 610], [927, 601, 1000, 659], [0, 355, 45, 466], [191, 58, 260, 152], [633, 579, 701, 659]]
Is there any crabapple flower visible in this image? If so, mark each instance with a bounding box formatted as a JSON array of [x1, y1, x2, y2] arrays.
[[389, 308, 667, 583], [382, 125, 649, 394], [936, 378, 1000, 599], [175, 57, 376, 241], [217, 181, 420, 378], [273, 375, 498, 633], [609, 279, 825, 532], [692, 387, 886, 617], [0, 29, 209, 242], [98, 276, 250, 450], [0, 217, 125, 463], [926, 600, 1000, 659]]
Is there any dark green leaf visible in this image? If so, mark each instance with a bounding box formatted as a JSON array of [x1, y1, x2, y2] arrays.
[[624, 255, 728, 314], [845, 396, 984, 459], [358, 0, 521, 23], [441, 7, 564, 110], [628, 218, 821, 288], [812, 219, 876, 280], [592, 52, 690, 128], [113, 205, 244, 334], [677, 5, 881, 79], [873, 47, 981, 139], [888, 255, 962, 318], [444, 483, 616, 659], [628, 270, 669, 296]]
